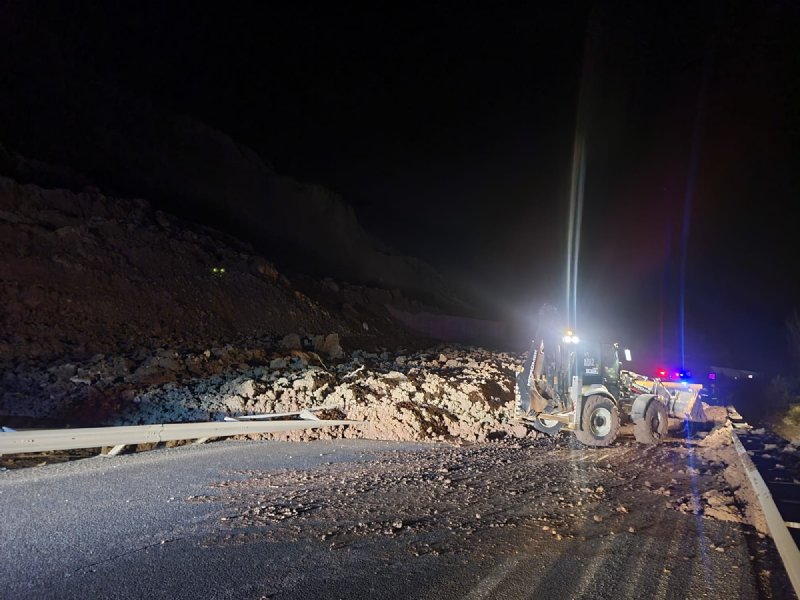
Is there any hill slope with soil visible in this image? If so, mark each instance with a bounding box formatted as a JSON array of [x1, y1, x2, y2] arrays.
[[0, 175, 446, 426]]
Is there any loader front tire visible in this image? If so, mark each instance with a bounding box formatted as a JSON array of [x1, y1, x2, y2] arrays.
[[574, 395, 619, 447], [633, 399, 668, 445], [531, 414, 564, 436]]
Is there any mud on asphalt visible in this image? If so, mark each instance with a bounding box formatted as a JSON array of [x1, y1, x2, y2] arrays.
[[189, 427, 793, 598]]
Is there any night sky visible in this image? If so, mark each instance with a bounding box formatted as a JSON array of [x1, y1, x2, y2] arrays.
[[4, 1, 800, 372]]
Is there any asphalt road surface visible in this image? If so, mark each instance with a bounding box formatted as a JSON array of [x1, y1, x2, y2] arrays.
[[1, 436, 795, 599]]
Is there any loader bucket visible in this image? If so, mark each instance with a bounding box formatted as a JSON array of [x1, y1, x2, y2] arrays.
[[515, 370, 548, 416], [669, 388, 707, 423]]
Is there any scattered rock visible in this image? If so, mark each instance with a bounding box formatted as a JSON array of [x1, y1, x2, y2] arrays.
[[320, 334, 343, 359], [698, 423, 733, 448], [280, 334, 302, 351]]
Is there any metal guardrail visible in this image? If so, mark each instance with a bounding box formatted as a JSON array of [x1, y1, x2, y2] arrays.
[[728, 409, 800, 597], [0, 418, 363, 454]]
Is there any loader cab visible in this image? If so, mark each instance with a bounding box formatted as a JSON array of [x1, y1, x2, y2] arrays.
[[577, 341, 626, 399], [601, 343, 623, 398]]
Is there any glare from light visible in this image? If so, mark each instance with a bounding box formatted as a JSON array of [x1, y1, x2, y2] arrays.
[[747, 374, 753, 379], [624, 348, 632, 362], [563, 330, 578, 344]]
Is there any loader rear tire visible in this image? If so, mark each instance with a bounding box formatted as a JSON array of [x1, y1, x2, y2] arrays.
[[574, 395, 619, 447], [633, 400, 668, 445]]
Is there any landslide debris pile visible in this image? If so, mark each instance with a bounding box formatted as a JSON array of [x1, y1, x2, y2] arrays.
[[204, 345, 527, 443], [2, 339, 528, 443]]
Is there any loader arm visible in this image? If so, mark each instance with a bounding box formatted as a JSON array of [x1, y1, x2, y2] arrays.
[[516, 338, 549, 415]]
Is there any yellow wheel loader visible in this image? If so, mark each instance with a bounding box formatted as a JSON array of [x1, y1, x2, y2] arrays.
[[515, 312, 706, 447]]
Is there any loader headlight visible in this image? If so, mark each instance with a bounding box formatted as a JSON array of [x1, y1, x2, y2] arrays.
[[562, 331, 580, 344]]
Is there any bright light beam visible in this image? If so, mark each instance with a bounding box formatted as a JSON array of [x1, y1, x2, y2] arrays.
[[566, 118, 587, 334], [679, 42, 713, 371], [566, 21, 594, 334]]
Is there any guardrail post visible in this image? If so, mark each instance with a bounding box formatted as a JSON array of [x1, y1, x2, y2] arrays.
[[104, 444, 127, 456]]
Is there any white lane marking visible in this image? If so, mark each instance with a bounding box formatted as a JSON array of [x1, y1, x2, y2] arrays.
[[616, 534, 657, 599], [568, 538, 619, 600], [463, 557, 521, 600], [653, 521, 686, 600]]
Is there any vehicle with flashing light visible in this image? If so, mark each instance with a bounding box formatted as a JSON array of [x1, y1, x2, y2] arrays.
[[654, 367, 693, 381], [515, 307, 707, 447]]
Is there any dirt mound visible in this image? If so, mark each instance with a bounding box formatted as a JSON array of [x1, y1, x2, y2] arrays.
[[1, 339, 530, 443], [271, 346, 528, 443], [701, 402, 729, 424], [698, 422, 734, 448]]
